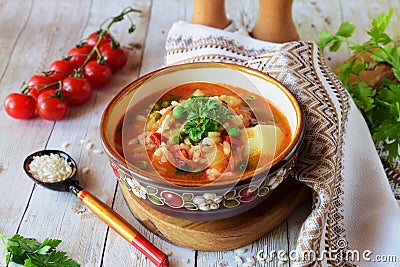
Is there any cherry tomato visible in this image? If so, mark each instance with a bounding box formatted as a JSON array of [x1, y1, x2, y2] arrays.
[[62, 77, 92, 105], [67, 44, 95, 68], [99, 42, 127, 72], [36, 90, 68, 121], [83, 61, 112, 88], [27, 75, 58, 100], [86, 31, 112, 47], [4, 93, 36, 119], [49, 60, 77, 81]]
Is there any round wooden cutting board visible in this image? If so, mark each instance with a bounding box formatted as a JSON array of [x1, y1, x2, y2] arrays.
[[120, 178, 310, 251]]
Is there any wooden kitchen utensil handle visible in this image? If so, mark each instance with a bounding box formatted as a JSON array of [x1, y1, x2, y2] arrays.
[[74, 188, 169, 267]]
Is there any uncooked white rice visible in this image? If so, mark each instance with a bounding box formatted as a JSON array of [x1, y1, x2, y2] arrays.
[[93, 149, 103, 154], [164, 250, 172, 256], [61, 142, 70, 148], [82, 167, 90, 174], [29, 153, 72, 183], [86, 142, 94, 150], [246, 256, 255, 264], [235, 248, 247, 255], [234, 255, 243, 264]]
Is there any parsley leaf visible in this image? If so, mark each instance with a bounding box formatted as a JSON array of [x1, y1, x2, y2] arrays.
[[182, 96, 233, 142], [317, 30, 336, 51], [0, 232, 79, 267], [336, 21, 356, 38], [318, 8, 400, 162], [367, 8, 393, 44], [184, 117, 218, 142], [183, 96, 232, 122], [349, 82, 376, 112], [317, 22, 356, 51]]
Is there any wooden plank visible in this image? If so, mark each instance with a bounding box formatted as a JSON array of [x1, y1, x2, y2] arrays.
[[138, 0, 193, 75], [0, 1, 91, 265], [291, 0, 347, 67], [12, 1, 147, 266], [225, 0, 254, 31], [102, 0, 196, 266], [0, 1, 33, 78], [196, 222, 289, 267], [340, 0, 400, 43], [218, 0, 347, 67]]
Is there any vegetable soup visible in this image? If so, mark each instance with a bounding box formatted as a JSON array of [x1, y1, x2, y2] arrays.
[[115, 82, 291, 186]]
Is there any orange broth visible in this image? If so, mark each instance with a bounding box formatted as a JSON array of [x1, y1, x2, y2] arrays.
[[114, 82, 291, 185]]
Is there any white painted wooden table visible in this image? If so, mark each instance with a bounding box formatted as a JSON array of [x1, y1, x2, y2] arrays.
[[0, 1, 398, 266]]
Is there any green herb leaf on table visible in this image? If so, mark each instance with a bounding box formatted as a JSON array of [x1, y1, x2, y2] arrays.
[[0, 233, 79, 267], [318, 8, 400, 162], [317, 22, 356, 51], [367, 9, 393, 44], [336, 21, 357, 38], [350, 82, 376, 112]]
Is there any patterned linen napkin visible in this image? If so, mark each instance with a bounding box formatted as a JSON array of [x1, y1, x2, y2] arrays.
[[164, 21, 400, 266]]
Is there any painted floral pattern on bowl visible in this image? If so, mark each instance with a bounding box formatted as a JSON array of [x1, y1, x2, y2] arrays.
[[110, 158, 294, 213]]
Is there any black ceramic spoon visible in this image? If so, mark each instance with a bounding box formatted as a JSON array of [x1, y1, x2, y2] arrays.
[[23, 149, 168, 267]]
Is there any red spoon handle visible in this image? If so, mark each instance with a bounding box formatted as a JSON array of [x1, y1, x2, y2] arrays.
[[76, 190, 169, 267]]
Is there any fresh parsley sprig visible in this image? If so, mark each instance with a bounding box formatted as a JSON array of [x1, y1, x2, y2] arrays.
[[318, 8, 400, 162], [183, 96, 232, 122], [0, 232, 79, 267], [181, 96, 233, 142], [184, 117, 218, 142]]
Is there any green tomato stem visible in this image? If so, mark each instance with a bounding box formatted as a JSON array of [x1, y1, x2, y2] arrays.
[[77, 7, 141, 72], [0, 232, 5, 241], [110, 39, 120, 49]]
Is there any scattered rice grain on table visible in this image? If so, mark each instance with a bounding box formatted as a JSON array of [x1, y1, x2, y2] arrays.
[[234, 255, 243, 264], [246, 256, 255, 264], [93, 149, 103, 154], [86, 142, 94, 150], [130, 253, 138, 260], [61, 142, 70, 148], [235, 248, 247, 255], [243, 262, 255, 267], [278, 260, 288, 266]]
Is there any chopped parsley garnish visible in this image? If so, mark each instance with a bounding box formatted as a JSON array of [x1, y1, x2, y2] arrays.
[[182, 96, 233, 142], [183, 96, 232, 121], [184, 117, 218, 142]]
